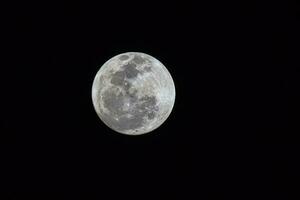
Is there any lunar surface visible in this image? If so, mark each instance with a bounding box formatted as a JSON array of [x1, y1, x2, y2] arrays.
[[92, 52, 175, 135]]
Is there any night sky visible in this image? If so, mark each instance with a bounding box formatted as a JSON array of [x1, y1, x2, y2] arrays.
[[2, 0, 300, 199]]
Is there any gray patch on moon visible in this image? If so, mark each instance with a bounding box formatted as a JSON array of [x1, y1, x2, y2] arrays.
[[144, 66, 152, 72], [147, 111, 156, 120], [110, 71, 132, 92], [111, 63, 141, 84], [139, 95, 157, 109], [132, 55, 145, 64], [101, 87, 158, 132], [102, 89, 126, 116], [136, 95, 159, 121], [119, 55, 129, 61], [123, 63, 140, 79], [110, 71, 125, 86], [123, 80, 131, 91], [125, 87, 138, 100], [101, 111, 145, 133]]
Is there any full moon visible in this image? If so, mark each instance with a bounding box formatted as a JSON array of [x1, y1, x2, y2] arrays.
[[92, 52, 175, 135]]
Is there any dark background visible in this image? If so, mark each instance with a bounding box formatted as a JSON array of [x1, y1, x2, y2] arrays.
[[1, 0, 300, 199]]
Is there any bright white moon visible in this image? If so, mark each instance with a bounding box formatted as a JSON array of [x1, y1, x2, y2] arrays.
[[92, 52, 175, 135]]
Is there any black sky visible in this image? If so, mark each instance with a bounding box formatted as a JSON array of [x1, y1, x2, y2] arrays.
[[2, 0, 300, 199]]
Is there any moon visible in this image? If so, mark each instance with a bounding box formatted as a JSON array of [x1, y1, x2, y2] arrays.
[[92, 52, 175, 135]]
